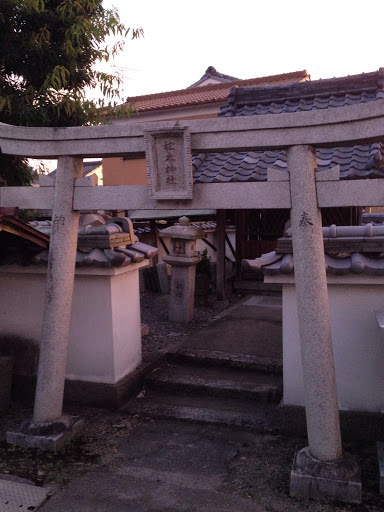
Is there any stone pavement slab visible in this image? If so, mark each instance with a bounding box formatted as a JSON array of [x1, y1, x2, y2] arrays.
[[179, 295, 282, 359], [0, 477, 49, 511], [40, 420, 266, 512]]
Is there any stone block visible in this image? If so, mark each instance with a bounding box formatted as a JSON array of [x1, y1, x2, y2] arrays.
[[156, 262, 170, 294], [6, 415, 84, 453], [144, 127, 193, 200], [290, 447, 361, 504]]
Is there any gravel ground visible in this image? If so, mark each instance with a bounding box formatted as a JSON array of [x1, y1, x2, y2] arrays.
[[0, 291, 383, 511]]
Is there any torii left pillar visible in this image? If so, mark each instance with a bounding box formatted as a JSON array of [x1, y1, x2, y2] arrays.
[[7, 156, 84, 452]]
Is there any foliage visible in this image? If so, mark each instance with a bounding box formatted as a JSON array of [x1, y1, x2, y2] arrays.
[[196, 249, 211, 276], [0, 0, 142, 184]]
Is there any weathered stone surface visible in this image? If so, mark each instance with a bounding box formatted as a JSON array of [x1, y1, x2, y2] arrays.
[[0, 479, 49, 510], [290, 447, 361, 503], [315, 165, 340, 181], [6, 415, 84, 453], [144, 127, 193, 200], [33, 156, 83, 424], [288, 145, 343, 463], [2, 98, 384, 159], [156, 262, 170, 294], [168, 265, 196, 323], [160, 217, 206, 323], [159, 216, 206, 242]]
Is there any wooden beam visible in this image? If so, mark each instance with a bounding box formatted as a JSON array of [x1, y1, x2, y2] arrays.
[[158, 236, 169, 255], [216, 209, 226, 302], [225, 234, 236, 259], [201, 238, 232, 262]]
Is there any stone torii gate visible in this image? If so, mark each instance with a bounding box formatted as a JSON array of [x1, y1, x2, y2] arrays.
[[2, 101, 384, 502]]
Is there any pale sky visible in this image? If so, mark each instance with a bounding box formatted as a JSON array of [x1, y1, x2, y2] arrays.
[[35, 0, 384, 172], [101, 0, 384, 101]]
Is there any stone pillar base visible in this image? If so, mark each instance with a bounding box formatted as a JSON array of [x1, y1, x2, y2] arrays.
[[290, 447, 361, 504], [6, 415, 84, 453]]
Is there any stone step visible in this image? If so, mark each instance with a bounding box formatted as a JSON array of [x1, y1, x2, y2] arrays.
[[122, 390, 281, 433], [146, 363, 282, 403], [166, 347, 282, 375]]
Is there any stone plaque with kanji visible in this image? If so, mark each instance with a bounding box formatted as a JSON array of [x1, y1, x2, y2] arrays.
[[144, 127, 192, 200]]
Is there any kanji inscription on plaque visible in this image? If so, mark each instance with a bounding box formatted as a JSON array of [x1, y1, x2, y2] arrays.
[[144, 127, 193, 200]]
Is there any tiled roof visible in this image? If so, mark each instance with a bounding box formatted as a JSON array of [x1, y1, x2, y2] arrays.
[[124, 70, 309, 113], [82, 160, 102, 176], [243, 223, 384, 276], [193, 69, 384, 183], [49, 160, 101, 179], [244, 251, 384, 276], [27, 214, 158, 269], [0, 214, 49, 248], [129, 209, 215, 220], [193, 143, 384, 182]]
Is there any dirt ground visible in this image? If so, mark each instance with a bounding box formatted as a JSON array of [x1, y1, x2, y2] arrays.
[[1, 292, 384, 511]]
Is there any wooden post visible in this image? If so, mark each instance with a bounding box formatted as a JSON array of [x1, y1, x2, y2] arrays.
[[216, 209, 226, 302]]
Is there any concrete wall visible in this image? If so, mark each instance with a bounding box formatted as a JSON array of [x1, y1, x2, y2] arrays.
[[0, 263, 145, 385], [270, 276, 384, 412], [102, 157, 148, 186]]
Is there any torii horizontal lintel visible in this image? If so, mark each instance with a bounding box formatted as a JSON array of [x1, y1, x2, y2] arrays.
[[2, 179, 384, 211], [1, 100, 384, 158]]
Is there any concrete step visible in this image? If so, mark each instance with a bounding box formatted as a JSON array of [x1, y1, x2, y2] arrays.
[[166, 347, 282, 375], [146, 363, 282, 403], [122, 390, 281, 433]]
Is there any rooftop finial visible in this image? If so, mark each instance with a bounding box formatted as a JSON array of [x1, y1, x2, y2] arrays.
[[205, 66, 216, 76]]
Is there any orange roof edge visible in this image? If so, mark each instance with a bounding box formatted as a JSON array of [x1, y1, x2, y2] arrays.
[[124, 70, 310, 104]]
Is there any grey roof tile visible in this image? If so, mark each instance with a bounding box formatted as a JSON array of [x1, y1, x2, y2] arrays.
[[29, 214, 158, 269], [192, 144, 384, 183], [244, 251, 384, 276], [193, 71, 384, 183]]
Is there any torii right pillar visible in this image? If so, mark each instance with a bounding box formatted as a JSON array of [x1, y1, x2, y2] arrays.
[[287, 145, 361, 503]]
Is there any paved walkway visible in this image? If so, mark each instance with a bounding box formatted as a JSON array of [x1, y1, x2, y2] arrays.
[[40, 295, 282, 512], [40, 420, 267, 512], [180, 295, 282, 359]]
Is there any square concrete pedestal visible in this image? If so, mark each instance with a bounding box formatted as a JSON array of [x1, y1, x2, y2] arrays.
[[290, 447, 361, 503], [0, 261, 148, 407]]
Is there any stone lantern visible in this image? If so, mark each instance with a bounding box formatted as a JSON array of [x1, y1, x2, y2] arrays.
[[159, 216, 206, 323]]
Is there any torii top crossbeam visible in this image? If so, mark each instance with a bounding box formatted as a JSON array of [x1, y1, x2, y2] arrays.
[[1, 99, 384, 158]]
